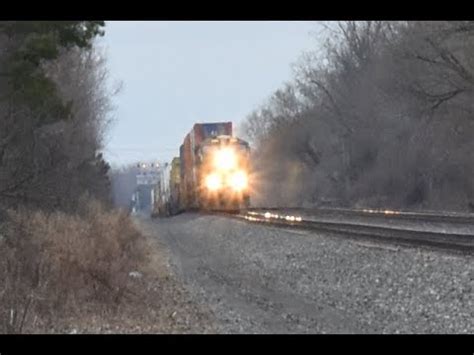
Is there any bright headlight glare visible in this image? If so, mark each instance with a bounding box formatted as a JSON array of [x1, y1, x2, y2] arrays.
[[214, 148, 236, 170], [205, 173, 221, 190], [229, 171, 248, 191]]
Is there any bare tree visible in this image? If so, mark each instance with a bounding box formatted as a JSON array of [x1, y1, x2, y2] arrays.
[[0, 22, 116, 213], [241, 21, 474, 212]]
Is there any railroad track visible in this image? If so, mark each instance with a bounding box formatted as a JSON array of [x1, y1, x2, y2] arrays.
[[219, 207, 474, 255], [246, 206, 474, 224]]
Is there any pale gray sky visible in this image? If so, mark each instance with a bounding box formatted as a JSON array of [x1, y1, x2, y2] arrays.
[[99, 21, 322, 167]]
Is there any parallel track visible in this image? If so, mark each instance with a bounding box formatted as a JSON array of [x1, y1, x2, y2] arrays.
[[217, 207, 474, 255], [247, 207, 474, 224]]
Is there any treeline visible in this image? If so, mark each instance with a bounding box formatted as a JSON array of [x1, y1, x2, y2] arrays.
[[242, 21, 474, 212], [110, 164, 140, 211], [0, 21, 114, 215], [0, 22, 153, 333]]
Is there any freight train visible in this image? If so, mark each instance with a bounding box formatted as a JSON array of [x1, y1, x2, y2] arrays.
[[152, 122, 251, 216]]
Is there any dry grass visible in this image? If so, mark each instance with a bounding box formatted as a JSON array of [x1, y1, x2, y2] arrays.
[[0, 199, 147, 333]]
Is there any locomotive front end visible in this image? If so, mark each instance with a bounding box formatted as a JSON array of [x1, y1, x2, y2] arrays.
[[198, 136, 251, 210]]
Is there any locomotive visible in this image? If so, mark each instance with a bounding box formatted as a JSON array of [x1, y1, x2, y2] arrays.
[[152, 122, 251, 216]]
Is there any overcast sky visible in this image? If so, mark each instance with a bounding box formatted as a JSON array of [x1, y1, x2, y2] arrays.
[[99, 21, 322, 167]]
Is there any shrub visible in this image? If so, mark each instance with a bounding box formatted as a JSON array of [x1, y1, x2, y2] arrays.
[[0, 199, 146, 333]]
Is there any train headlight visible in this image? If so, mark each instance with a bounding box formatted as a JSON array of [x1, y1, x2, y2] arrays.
[[205, 173, 222, 191], [214, 148, 236, 170], [229, 170, 248, 191]]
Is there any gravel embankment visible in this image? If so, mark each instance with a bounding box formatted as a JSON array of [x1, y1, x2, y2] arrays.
[[141, 213, 473, 333]]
